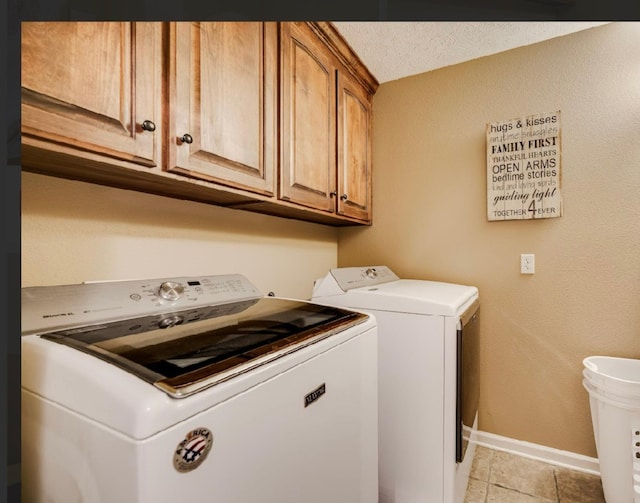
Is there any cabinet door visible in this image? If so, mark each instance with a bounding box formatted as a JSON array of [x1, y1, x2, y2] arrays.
[[168, 22, 277, 196], [21, 22, 161, 167], [336, 72, 373, 222], [280, 22, 337, 213]]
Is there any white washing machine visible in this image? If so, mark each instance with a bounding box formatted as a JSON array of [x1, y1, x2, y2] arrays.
[[21, 273, 378, 503], [312, 265, 480, 503]]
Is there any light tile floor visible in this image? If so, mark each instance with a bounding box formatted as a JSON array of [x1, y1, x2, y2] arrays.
[[464, 446, 606, 503]]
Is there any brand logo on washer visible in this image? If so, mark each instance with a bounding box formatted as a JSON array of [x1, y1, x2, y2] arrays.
[[173, 427, 213, 473], [304, 383, 326, 407]]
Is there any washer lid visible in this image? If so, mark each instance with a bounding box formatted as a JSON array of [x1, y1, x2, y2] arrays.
[[35, 298, 368, 398], [318, 279, 478, 316]]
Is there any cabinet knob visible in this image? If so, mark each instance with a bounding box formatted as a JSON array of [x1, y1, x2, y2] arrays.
[[180, 133, 193, 145], [141, 120, 156, 132], [340, 194, 348, 201], [330, 191, 337, 197]]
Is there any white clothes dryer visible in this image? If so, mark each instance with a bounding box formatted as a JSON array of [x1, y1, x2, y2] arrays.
[[312, 265, 480, 503]]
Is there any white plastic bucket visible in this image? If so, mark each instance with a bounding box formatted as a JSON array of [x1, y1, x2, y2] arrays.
[[583, 356, 640, 503]]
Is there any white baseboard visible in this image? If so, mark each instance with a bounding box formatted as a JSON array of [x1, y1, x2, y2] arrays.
[[474, 430, 600, 476]]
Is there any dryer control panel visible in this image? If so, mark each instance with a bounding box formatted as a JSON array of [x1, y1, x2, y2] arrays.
[[328, 266, 399, 292]]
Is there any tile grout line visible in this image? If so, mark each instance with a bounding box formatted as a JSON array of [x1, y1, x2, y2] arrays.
[[484, 447, 495, 503], [491, 482, 558, 502], [553, 468, 560, 503]]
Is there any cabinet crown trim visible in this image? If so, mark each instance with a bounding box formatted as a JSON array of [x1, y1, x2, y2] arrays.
[[309, 22, 379, 95]]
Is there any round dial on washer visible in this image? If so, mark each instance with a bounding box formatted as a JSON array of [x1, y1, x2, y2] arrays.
[[158, 315, 184, 329], [365, 268, 378, 279], [158, 281, 185, 301]]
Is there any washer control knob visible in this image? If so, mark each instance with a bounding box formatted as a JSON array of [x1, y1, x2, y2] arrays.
[[365, 268, 378, 279], [158, 315, 184, 329], [158, 281, 185, 301]]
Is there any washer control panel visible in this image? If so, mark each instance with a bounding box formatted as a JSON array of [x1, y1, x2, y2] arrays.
[[21, 274, 263, 335]]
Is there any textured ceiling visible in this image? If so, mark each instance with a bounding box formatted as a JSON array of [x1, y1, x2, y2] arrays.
[[333, 21, 610, 84]]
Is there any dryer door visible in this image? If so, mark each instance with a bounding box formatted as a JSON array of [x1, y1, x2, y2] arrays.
[[456, 300, 480, 463]]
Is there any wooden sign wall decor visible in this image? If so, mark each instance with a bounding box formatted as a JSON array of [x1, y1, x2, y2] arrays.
[[486, 111, 562, 221]]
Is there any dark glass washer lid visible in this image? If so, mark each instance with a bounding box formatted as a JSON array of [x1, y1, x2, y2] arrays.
[[41, 298, 368, 398]]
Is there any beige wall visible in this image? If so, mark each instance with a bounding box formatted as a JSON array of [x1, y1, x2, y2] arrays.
[[21, 172, 338, 300], [338, 22, 640, 457]]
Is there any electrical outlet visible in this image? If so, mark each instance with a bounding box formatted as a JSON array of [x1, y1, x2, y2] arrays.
[[521, 254, 535, 274]]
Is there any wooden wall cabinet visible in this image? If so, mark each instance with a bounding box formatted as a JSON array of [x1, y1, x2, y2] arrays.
[[336, 69, 374, 222], [21, 22, 162, 170], [280, 22, 337, 214], [279, 22, 374, 224], [21, 21, 378, 226], [168, 22, 278, 197]]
